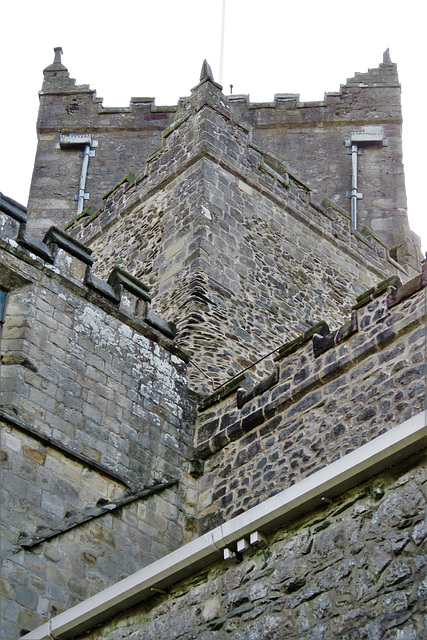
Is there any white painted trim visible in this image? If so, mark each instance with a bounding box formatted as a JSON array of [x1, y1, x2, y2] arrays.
[[23, 411, 427, 640]]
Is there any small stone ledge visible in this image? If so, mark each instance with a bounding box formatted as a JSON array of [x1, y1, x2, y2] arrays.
[[0, 353, 38, 372], [0, 192, 27, 223], [85, 269, 120, 303], [145, 309, 176, 339], [274, 321, 330, 361], [198, 372, 252, 412], [0, 407, 135, 489], [352, 228, 387, 255], [107, 266, 151, 302], [321, 197, 350, 220], [237, 368, 279, 409], [227, 93, 250, 104], [387, 259, 427, 308], [359, 225, 389, 249], [353, 275, 402, 310], [262, 151, 311, 193], [17, 226, 56, 263], [160, 111, 192, 142], [312, 312, 358, 358], [44, 226, 94, 265], [17, 478, 178, 548], [102, 172, 136, 201], [64, 205, 98, 232]]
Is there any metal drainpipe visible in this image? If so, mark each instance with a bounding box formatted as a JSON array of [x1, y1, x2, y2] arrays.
[[77, 144, 91, 215], [350, 143, 358, 230]]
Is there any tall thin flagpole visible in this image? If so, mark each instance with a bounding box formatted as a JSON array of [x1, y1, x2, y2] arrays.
[[219, 0, 226, 85]]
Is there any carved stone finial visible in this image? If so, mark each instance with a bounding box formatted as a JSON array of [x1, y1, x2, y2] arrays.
[[44, 46, 67, 74], [383, 48, 391, 63], [200, 60, 214, 82], [54, 47, 63, 64]]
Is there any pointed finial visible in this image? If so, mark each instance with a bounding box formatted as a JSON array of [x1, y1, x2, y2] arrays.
[[44, 47, 67, 73], [383, 49, 391, 63], [200, 60, 215, 82], [54, 47, 63, 64]]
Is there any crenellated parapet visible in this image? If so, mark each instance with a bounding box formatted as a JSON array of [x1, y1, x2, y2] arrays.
[[0, 192, 179, 347], [194, 263, 426, 531], [28, 49, 177, 236], [27, 49, 421, 263], [60, 65, 418, 394], [227, 51, 410, 249]]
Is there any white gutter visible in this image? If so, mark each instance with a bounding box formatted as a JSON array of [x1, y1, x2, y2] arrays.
[[23, 411, 426, 640]]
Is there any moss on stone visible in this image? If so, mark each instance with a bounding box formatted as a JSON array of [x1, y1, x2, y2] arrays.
[[102, 172, 136, 200], [64, 205, 98, 231]]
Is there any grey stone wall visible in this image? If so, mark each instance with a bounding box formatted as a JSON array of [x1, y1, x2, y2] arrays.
[[75, 451, 427, 640], [0, 201, 197, 639], [229, 54, 407, 247], [2, 49, 425, 640], [27, 51, 176, 236], [70, 76, 412, 392], [26, 50, 419, 261], [194, 271, 426, 533]]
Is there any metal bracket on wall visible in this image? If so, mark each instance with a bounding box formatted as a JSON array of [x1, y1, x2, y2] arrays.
[[55, 133, 98, 215], [344, 126, 388, 230]]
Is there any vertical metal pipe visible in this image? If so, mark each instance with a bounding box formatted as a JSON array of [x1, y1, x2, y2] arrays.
[[76, 144, 91, 215], [350, 143, 358, 229]]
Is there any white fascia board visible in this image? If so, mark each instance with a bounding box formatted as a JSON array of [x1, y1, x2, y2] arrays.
[[23, 411, 426, 640]]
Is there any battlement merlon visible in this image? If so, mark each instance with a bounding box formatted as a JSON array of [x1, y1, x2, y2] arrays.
[[0, 192, 184, 356], [29, 49, 415, 257], [40, 47, 93, 95], [344, 48, 400, 87]]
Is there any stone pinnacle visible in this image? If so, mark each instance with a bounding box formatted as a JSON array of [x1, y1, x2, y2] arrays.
[[200, 60, 215, 82]]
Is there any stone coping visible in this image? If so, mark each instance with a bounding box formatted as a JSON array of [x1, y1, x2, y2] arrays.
[[0, 205, 186, 358], [194, 266, 426, 457], [0, 191, 27, 223]]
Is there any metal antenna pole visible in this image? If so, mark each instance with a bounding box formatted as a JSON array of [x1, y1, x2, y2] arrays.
[[219, 0, 226, 84]]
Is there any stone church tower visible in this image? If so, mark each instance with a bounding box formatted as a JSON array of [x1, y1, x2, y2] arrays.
[[0, 50, 425, 639]]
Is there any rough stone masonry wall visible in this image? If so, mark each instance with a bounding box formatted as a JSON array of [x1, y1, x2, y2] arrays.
[[195, 271, 426, 533], [229, 54, 408, 248], [0, 202, 197, 639], [27, 53, 176, 236], [70, 83, 410, 392], [26, 50, 418, 262], [76, 451, 427, 640]]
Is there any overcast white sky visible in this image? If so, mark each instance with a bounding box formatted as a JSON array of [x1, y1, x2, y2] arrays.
[[1, 0, 425, 252]]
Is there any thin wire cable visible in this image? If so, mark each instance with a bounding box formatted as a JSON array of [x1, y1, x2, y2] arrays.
[[218, 0, 226, 85], [190, 339, 284, 395]]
